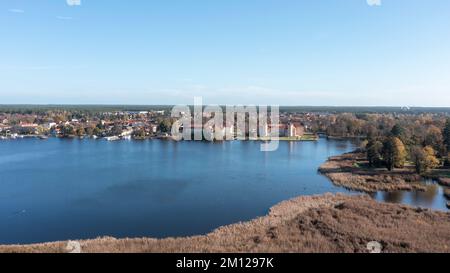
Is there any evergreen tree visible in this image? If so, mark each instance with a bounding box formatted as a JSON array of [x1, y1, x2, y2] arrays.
[[444, 119, 450, 152], [411, 146, 426, 174], [367, 139, 383, 167]]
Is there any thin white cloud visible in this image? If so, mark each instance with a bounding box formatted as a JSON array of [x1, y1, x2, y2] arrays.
[[57, 16, 73, 20], [0, 65, 84, 70], [367, 0, 381, 6], [66, 0, 81, 6], [8, 9, 25, 13]]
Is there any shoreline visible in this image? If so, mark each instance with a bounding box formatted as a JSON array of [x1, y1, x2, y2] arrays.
[[0, 134, 320, 142], [1, 193, 449, 253], [318, 152, 428, 193]]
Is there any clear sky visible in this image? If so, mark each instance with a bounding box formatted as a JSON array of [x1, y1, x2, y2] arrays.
[[1, 0, 450, 106]]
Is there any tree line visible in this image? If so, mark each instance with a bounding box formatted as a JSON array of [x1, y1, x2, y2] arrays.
[[308, 113, 450, 173], [362, 118, 450, 173]]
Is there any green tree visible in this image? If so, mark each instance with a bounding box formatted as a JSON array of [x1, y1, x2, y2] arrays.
[[391, 124, 406, 141], [61, 125, 74, 137], [158, 119, 172, 133], [391, 124, 405, 137], [444, 119, 450, 152], [410, 146, 426, 174], [445, 152, 450, 167], [367, 139, 383, 167], [93, 127, 102, 136], [111, 124, 123, 136], [133, 128, 146, 138]]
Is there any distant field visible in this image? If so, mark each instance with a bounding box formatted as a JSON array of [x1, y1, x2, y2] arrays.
[[0, 105, 173, 114]]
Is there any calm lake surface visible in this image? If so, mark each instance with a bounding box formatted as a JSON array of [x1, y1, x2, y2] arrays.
[[0, 138, 447, 244]]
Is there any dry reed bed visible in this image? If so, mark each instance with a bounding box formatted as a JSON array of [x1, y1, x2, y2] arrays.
[[318, 153, 426, 193], [1, 194, 449, 253]]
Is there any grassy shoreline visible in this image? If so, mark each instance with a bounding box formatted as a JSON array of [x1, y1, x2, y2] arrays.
[[318, 152, 429, 193], [1, 193, 449, 253]]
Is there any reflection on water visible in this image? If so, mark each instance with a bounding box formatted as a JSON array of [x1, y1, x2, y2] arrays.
[[371, 181, 448, 210], [0, 138, 447, 245]]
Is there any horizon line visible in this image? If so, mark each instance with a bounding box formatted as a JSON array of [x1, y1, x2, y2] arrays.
[[1, 104, 450, 109]]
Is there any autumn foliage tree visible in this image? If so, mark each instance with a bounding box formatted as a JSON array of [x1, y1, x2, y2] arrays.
[[423, 146, 440, 171], [76, 127, 85, 136], [424, 125, 444, 155], [383, 137, 407, 170], [411, 146, 440, 174]]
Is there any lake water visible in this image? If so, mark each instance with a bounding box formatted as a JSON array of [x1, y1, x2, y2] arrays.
[[0, 138, 447, 244]]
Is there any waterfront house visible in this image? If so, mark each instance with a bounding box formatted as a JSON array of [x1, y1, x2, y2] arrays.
[[287, 123, 305, 137], [269, 123, 305, 137], [120, 128, 134, 137], [269, 124, 287, 137], [19, 122, 38, 128], [0, 124, 11, 133], [47, 122, 57, 129]]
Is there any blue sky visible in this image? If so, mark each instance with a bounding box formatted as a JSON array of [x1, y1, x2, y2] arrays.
[[1, 0, 450, 106]]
